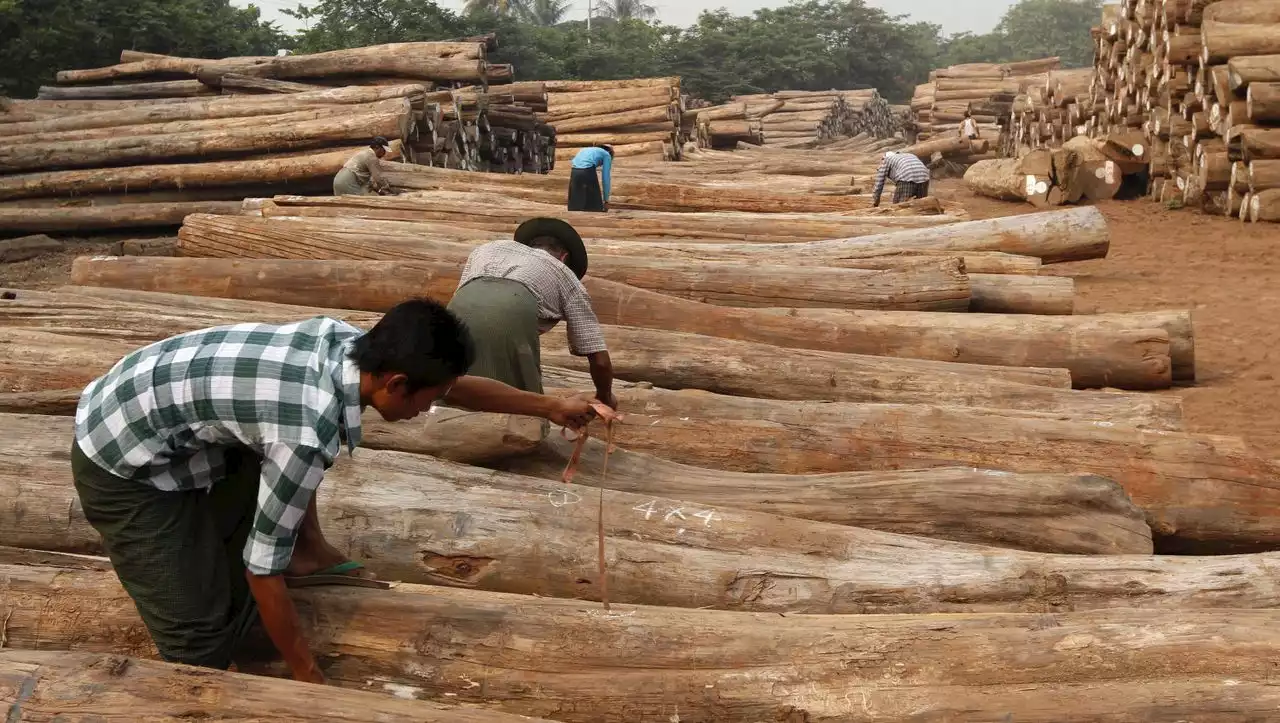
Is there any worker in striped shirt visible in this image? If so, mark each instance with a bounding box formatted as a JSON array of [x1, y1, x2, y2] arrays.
[[71, 299, 601, 684], [871, 150, 932, 206]]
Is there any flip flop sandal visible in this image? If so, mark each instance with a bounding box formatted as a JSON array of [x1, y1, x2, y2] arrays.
[[284, 560, 390, 590]]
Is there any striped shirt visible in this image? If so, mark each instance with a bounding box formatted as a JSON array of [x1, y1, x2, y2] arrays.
[[74, 317, 364, 576], [570, 146, 612, 202], [871, 153, 932, 205], [458, 239, 608, 356]]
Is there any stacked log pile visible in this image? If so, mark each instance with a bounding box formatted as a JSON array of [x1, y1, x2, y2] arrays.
[[524, 77, 683, 161], [912, 57, 1062, 155], [965, 135, 1126, 207], [690, 89, 899, 148], [1082, 0, 1280, 221], [1007, 67, 1096, 153], [13, 140, 1280, 721], [0, 42, 558, 235]]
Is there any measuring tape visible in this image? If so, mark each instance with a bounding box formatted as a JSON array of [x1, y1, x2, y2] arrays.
[[559, 402, 619, 612]]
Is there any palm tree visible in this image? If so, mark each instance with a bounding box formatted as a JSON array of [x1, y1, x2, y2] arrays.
[[519, 0, 573, 25], [593, 0, 657, 20], [463, 0, 528, 17]]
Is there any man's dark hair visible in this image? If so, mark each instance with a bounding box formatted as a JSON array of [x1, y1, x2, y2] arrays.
[[527, 235, 568, 256], [349, 298, 474, 390]]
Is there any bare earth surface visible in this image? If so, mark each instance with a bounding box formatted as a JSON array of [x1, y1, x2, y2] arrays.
[[4, 186, 1278, 455], [935, 179, 1280, 454]]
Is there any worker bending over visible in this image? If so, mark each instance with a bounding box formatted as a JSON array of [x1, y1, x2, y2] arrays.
[[449, 217, 616, 408], [871, 150, 932, 207], [71, 299, 600, 684], [333, 136, 391, 195], [567, 143, 613, 212]]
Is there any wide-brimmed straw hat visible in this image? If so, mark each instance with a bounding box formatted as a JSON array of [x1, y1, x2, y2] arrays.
[[514, 217, 588, 279]]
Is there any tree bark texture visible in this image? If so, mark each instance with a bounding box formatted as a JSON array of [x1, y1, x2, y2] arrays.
[[0, 650, 548, 722], [67, 256, 1182, 389], [7, 557, 1280, 722], [0, 202, 241, 234], [0, 107, 409, 172]]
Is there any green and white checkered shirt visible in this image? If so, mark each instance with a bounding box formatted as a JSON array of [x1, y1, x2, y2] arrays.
[[74, 317, 365, 576]]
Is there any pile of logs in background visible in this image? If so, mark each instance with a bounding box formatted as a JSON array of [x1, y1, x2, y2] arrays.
[[911, 57, 1062, 148], [686, 89, 900, 149], [529, 77, 684, 161], [0, 39, 564, 235], [1087, 0, 1280, 221]]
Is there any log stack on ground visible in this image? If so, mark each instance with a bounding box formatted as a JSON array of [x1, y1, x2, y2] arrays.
[[965, 137, 1124, 207], [705, 88, 899, 147], [0, 41, 558, 235], [911, 57, 1062, 156], [530, 77, 683, 161], [1080, 0, 1280, 221]]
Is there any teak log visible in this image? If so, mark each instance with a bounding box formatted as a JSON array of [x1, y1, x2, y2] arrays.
[[36, 79, 215, 101], [109, 43, 488, 82], [549, 105, 671, 134], [1203, 20, 1280, 64], [1251, 159, 1280, 189], [0, 107, 408, 172], [0, 414, 1178, 610], [0, 147, 371, 202], [1229, 54, 1280, 90], [0, 201, 241, 234], [0, 84, 427, 137], [10, 558, 1280, 722], [69, 259, 1181, 390], [1248, 188, 1280, 221], [0, 650, 546, 722], [964, 157, 1036, 201], [1248, 82, 1280, 122]]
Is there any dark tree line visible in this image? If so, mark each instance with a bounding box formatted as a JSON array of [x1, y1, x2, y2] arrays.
[[0, 0, 1101, 101]]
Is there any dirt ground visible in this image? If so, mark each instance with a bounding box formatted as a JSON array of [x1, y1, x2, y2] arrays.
[[5, 189, 1279, 455], [934, 179, 1280, 453]]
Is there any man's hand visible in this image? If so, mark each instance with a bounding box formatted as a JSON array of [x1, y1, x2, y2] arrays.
[[549, 396, 599, 429]]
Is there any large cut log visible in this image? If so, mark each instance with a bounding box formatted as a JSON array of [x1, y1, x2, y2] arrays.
[[0, 99, 410, 145], [36, 79, 215, 100], [1248, 188, 1280, 221], [965, 157, 1042, 202], [67, 259, 1177, 389], [0, 147, 374, 202], [69, 43, 488, 83], [6, 414, 1208, 610], [550, 105, 672, 134], [0, 650, 548, 722], [0, 381, 1146, 555], [506, 433, 1154, 554], [57, 271, 1177, 391], [9, 557, 1280, 722], [0, 84, 428, 138], [1203, 20, 1280, 64], [0, 106, 409, 172], [0, 201, 241, 234], [1229, 54, 1280, 90], [1248, 82, 1280, 122]]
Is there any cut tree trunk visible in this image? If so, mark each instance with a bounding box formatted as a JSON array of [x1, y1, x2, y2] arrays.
[[65, 263, 1179, 390], [0, 107, 409, 172], [1203, 20, 1280, 64], [1249, 188, 1280, 221], [0, 414, 1183, 609], [0, 147, 370, 202], [1248, 82, 1280, 122], [966, 273, 1074, 313], [10, 557, 1280, 722], [549, 105, 671, 134], [1250, 159, 1280, 189], [0, 201, 241, 234], [0, 84, 427, 138], [0, 650, 548, 723], [36, 80, 215, 100], [965, 158, 1033, 200], [1229, 54, 1280, 90]]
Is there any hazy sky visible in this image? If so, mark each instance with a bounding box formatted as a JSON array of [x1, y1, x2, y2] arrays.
[[239, 0, 1015, 36]]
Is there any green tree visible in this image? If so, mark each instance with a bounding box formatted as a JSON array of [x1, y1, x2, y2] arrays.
[[463, 0, 527, 19], [518, 0, 573, 26], [938, 0, 1101, 68], [285, 0, 467, 51], [593, 0, 656, 21], [0, 0, 286, 97]]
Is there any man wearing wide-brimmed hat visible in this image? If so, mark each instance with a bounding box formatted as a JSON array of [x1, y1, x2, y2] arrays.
[[448, 217, 616, 408]]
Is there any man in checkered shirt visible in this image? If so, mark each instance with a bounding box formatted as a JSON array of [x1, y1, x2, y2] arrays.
[[72, 298, 601, 684], [449, 216, 616, 409], [871, 150, 932, 206]]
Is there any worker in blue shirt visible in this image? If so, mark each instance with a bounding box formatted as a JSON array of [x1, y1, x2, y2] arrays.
[[567, 144, 613, 212]]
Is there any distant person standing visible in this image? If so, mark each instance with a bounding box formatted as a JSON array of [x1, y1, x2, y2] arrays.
[[961, 110, 981, 140], [333, 137, 391, 196], [567, 144, 613, 212], [871, 151, 932, 207]]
